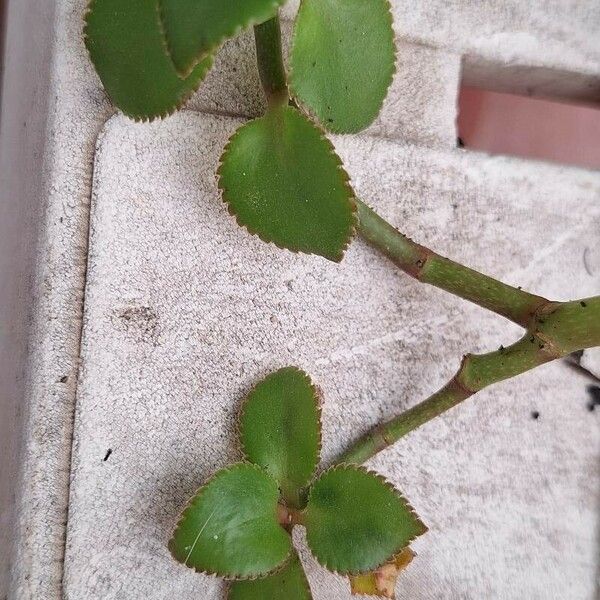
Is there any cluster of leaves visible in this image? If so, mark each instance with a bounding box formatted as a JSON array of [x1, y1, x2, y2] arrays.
[[168, 368, 426, 598], [85, 0, 396, 263], [84, 1, 417, 596]]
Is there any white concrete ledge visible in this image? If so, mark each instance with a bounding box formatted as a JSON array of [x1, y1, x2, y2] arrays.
[[3, 0, 599, 597], [62, 111, 599, 599]]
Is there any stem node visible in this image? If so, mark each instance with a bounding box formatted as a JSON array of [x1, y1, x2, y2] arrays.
[[337, 296, 600, 466]]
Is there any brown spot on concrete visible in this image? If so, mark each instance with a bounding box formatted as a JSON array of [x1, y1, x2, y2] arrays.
[[111, 305, 160, 345]]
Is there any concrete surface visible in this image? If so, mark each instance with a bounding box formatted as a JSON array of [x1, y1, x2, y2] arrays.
[[62, 112, 600, 599], [1, 0, 599, 598], [0, 0, 59, 594], [392, 1, 600, 102]]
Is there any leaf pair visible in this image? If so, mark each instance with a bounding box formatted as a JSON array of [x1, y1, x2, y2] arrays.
[[84, 0, 283, 120], [85, 0, 396, 128], [85, 0, 396, 261], [217, 0, 396, 262], [169, 368, 427, 598], [84, 0, 214, 121], [156, 0, 397, 135]]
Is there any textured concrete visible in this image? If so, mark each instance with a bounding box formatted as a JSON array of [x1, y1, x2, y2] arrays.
[[392, 1, 600, 101], [3, 0, 600, 598], [367, 41, 460, 147], [0, 0, 59, 594], [5, 11, 464, 595], [63, 112, 600, 599], [282, 1, 600, 100]]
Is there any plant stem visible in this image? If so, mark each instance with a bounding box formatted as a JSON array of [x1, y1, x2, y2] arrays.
[[336, 295, 600, 465], [251, 15, 600, 467], [254, 16, 288, 106], [251, 13, 546, 328], [356, 200, 547, 327]]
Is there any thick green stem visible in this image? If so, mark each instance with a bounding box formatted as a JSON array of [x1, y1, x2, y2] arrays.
[[251, 18, 600, 468], [356, 200, 547, 327], [337, 296, 600, 465], [252, 18, 546, 328], [254, 16, 288, 106]]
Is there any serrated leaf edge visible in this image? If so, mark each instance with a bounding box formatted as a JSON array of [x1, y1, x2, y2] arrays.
[[292, 550, 314, 600], [157, 0, 286, 79], [236, 366, 324, 504], [228, 547, 314, 600], [304, 464, 427, 576], [216, 107, 358, 263], [83, 0, 214, 123], [288, 0, 397, 134], [168, 461, 293, 581]]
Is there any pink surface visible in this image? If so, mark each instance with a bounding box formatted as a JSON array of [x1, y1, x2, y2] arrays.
[[458, 86, 600, 170]]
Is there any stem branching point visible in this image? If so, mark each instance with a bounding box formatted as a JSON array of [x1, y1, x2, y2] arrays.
[[337, 296, 600, 465]]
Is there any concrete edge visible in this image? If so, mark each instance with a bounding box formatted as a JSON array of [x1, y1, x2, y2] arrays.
[[6, 6, 600, 596]]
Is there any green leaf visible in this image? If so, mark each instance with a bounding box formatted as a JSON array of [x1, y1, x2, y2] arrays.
[[240, 367, 321, 508], [158, 0, 285, 77], [84, 0, 212, 121], [290, 0, 395, 133], [229, 549, 312, 600], [218, 105, 356, 262], [169, 463, 292, 579], [304, 466, 427, 574]]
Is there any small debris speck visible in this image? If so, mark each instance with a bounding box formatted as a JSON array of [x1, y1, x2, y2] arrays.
[[586, 385, 600, 412], [531, 411, 540, 420], [103, 449, 113, 462]]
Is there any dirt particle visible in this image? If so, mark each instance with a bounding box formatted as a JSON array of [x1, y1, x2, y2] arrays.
[[111, 305, 159, 345], [59, 375, 68, 383], [586, 385, 600, 412], [103, 449, 112, 462], [531, 411, 540, 420]]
